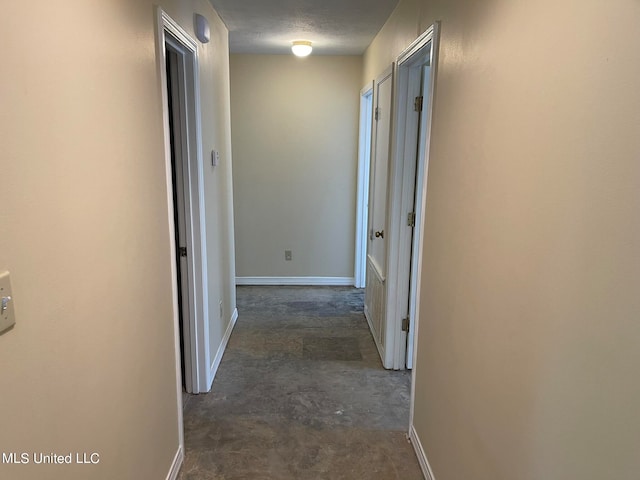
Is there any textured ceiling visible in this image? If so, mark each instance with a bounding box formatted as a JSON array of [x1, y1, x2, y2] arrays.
[[207, 0, 400, 55]]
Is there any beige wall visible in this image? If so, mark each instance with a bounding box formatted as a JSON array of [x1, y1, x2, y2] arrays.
[[365, 1, 640, 479], [0, 1, 235, 479], [188, 4, 237, 373], [230, 55, 362, 279]]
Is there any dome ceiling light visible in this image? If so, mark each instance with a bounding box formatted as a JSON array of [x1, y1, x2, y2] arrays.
[[291, 40, 313, 57]]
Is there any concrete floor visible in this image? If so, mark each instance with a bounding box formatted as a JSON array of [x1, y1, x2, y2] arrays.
[[178, 286, 424, 479]]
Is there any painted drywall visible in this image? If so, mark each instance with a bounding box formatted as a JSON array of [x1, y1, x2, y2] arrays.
[[0, 1, 235, 479], [230, 55, 362, 280], [188, 3, 237, 385], [364, 0, 640, 479]]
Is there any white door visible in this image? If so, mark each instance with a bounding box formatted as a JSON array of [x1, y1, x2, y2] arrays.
[[388, 26, 438, 371], [364, 66, 393, 365], [165, 42, 196, 393], [406, 64, 432, 369], [158, 8, 212, 398]]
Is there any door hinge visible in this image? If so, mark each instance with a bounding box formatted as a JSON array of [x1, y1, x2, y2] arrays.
[[179, 246, 187, 257], [402, 317, 410, 332], [375, 107, 380, 121], [414, 96, 424, 112], [407, 212, 416, 227]]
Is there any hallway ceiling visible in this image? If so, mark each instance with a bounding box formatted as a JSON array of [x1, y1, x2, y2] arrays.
[[207, 0, 400, 55]]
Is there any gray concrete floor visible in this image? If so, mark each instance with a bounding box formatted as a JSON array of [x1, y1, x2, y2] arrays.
[[178, 286, 424, 479]]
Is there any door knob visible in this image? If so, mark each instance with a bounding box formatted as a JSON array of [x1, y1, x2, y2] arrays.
[[375, 230, 384, 239]]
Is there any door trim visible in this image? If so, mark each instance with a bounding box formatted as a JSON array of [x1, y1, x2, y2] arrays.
[[400, 23, 441, 433], [354, 83, 374, 289], [156, 7, 211, 401], [387, 24, 439, 371]]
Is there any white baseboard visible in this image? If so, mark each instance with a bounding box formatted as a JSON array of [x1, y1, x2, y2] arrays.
[[236, 276, 355, 286], [207, 307, 238, 390], [165, 445, 183, 480], [409, 425, 436, 480]]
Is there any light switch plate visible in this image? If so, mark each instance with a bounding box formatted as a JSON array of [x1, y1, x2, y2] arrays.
[[0, 271, 15, 333]]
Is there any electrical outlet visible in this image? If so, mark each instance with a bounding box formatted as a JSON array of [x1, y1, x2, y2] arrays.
[[285, 250, 292, 261]]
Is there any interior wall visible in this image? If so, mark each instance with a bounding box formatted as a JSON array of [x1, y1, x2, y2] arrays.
[[0, 1, 235, 479], [364, 0, 640, 479], [230, 54, 362, 280], [186, 2, 237, 381]]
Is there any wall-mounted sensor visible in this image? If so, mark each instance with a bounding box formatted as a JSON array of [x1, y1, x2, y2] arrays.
[[195, 14, 210, 44], [211, 150, 220, 167]]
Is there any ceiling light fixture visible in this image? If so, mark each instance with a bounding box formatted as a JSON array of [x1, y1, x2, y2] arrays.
[[291, 40, 313, 57]]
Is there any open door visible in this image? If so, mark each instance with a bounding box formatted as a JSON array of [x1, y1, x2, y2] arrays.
[[364, 26, 439, 371], [405, 64, 432, 369], [158, 10, 211, 394], [364, 66, 394, 367], [388, 25, 439, 370], [165, 42, 195, 393]]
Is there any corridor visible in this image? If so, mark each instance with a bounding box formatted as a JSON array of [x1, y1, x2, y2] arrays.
[[178, 286, 423, 479]]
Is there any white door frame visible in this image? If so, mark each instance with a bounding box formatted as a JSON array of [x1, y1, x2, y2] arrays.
[[156, 7, 211, 399], [364, 65, 394, 367], [354, 83, 374, 288], [396, 23, 440, 432], [165, 40, 196, 390], [406, 64, 432, 370], [385, 24, 440, 370]]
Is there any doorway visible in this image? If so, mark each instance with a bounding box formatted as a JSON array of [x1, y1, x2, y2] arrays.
[[165, 38, 195, 393], [397, 62, 432, 370], [157, 9, 210, 395], [363, 25, 439, 371], [355, 85, 374, 289], [390, 25, 439, 371], [364, 66, 394, 366]]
